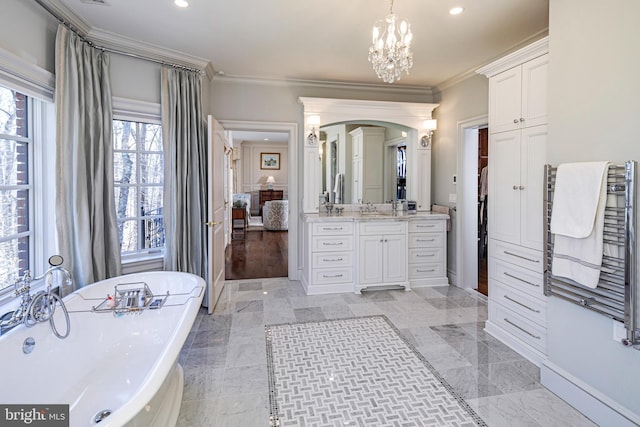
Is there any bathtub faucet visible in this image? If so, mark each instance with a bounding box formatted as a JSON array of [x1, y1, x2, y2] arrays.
[[0, 271, 35, 334], [0, 256, 72, 339]]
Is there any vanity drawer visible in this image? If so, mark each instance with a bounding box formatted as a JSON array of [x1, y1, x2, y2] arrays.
[[312, 252, 353, 268], [490, 279, 546, 327], [312, 236, 353, 252], [409, 220, 444, 233], [312, 267, 353, 284], [359, 221, 406, 236], [490, 239, 543, 273], [490, 300, 547, 354], [312, 222, 354, 236], [408, 233, 444, 248], [490, 258, 544, 298], [408, 248, 443, 264], [409, 262, 445, 279]]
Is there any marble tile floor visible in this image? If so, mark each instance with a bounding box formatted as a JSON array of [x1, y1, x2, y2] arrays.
[[176, 279, 598, 427]]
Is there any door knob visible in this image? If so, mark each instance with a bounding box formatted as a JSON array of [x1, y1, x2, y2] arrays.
[[205, 221, 221, 226]]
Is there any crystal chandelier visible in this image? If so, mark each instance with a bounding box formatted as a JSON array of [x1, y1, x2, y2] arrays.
[[368, 0, 414, 83]]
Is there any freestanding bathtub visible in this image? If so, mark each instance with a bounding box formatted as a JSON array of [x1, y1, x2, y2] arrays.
[[0, 271, 205, 427]]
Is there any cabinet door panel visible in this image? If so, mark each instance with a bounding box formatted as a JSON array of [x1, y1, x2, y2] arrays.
[[520, 125, 547, 251], [489, 130, 521, 245], [521, 55, 548, 128], [383, 234, 407, 283], [489, 67, 522, 133], [358, 235, 383, 284]]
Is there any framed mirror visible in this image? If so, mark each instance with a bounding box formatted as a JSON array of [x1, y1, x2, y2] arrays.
[[300, 97, 439, 213]]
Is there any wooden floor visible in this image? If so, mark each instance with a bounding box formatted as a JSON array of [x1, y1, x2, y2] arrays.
[[224, 229, 288, 280], [477, 256, 488, 296]]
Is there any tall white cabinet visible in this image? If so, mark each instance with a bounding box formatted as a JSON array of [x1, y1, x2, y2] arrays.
[[477, 37, 549, 366]]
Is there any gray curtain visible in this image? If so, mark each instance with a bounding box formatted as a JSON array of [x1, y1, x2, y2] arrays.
[[55, 25, 122, 287], [161, 67, 208, 277]]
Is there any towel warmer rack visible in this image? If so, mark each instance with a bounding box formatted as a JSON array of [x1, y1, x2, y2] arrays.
[[543, 161, 639, 348]]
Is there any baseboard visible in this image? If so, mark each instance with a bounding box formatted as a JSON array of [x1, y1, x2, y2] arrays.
[[409, 277, 449, 288], [447, 270, 458, 287], [541, 361, 640, 427]]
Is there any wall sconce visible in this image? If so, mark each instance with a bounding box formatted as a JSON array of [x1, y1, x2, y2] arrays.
[[421, 119, 437, 147], [307, 115, 321, 145], [266, 175, 276, 190]]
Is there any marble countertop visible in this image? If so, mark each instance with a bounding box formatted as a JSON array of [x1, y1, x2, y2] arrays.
[[302, 210, 449, 222]]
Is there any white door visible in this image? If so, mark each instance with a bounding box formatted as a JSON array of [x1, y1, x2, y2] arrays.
[[520, 124, 547, 251], [489, 66, 522, 133], [521, 55, 548, 128], [489, 130, 521, 246], [205, 116, 227, 313]]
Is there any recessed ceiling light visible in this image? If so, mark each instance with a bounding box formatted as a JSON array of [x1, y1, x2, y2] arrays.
[[264, 138, 269, 141], [174, 0, 189, 8], [450, 6, 464, 15]]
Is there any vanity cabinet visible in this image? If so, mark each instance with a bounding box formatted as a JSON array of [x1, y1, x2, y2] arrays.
[[478, 36, 548, 366], [302, 221, 355, 294], [350, 127, 385, 203], [357, 221, 408, 292], [301, 214, 448, 295]]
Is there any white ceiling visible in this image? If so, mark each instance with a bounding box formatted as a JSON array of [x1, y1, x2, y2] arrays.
[[231, 131, 288, 146], [57, 0, 549, 87]]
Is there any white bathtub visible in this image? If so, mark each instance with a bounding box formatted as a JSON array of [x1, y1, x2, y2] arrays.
[[0, 271, 205, 427]]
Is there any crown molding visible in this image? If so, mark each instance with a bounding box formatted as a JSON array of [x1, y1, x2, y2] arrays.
[[436, 29, 550, 91], [35, 0, 214, 79], [476, 33, 549, 78], [35, 0, 93, 35], [88, 28, 214, 78], [213, 74, 435, 98]]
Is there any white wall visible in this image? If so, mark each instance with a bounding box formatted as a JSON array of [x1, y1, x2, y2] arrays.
[[544, 0, 640, 420], [431, 74, 489, 283], [2, 0, 57, 73]]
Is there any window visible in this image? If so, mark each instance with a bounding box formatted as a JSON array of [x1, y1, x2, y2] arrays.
[[0, 86, 32, 291], [113, 120, 164, 256]]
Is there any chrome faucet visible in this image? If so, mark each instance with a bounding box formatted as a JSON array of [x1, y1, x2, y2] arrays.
[[0, 256, 72, 338], [0, 271, 35, 333]]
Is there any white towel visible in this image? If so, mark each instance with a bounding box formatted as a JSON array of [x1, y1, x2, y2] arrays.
[[333, 173, 343, 204], [551, 161, 610, 288]]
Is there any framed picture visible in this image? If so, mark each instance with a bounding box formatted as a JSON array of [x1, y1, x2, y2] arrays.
[[260, 153, 280, 170]]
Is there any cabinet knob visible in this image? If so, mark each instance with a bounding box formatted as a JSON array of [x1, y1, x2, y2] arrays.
[[520, 117, 525, 122], [519, 185, 525, 190], [513, 185, 519, 190], [513, 119, 519, 124]]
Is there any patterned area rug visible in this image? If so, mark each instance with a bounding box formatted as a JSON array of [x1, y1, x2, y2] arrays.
[[265, 316, 487, 427]]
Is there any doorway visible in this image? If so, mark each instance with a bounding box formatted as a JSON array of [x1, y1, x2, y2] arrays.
[[218, 121, 298, 281], [456, 115, 489, 295]]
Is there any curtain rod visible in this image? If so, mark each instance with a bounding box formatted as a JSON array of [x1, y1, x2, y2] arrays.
[[33, 0, 203, 74]]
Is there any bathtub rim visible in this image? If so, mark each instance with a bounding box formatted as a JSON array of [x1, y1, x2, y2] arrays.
[[80, 271, 204, 427]]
